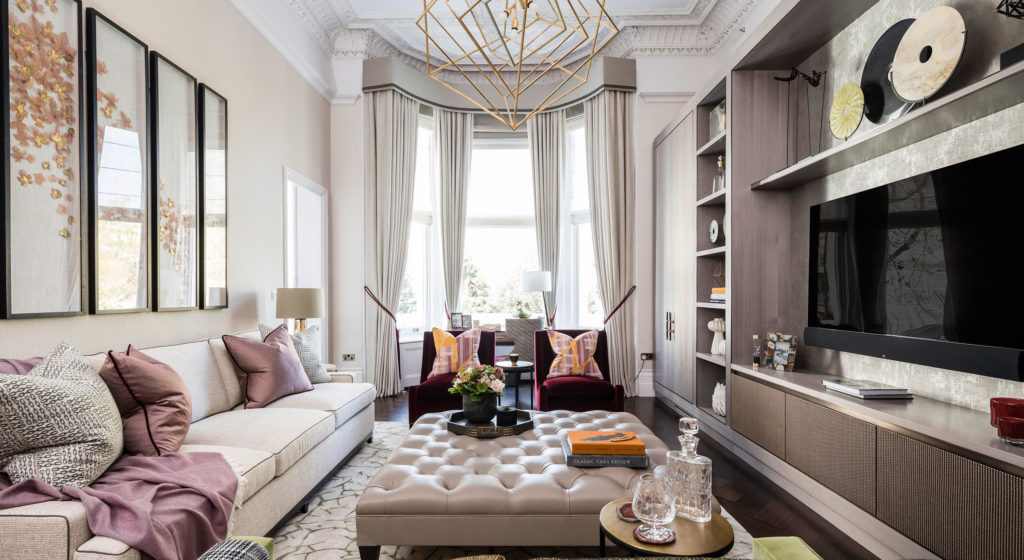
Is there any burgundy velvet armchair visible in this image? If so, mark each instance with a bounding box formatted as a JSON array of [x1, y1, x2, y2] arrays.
[[407, 330, 497, 425], [533, 329, 625, 412]]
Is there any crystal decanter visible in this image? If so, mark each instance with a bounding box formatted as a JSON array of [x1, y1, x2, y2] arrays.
[[667, 417, 713, 522]]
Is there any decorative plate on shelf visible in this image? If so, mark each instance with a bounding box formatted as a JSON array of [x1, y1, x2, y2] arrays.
[[890, 5, 966, 103], [709, 219, 720, 244], [829, 83, 865, 140]]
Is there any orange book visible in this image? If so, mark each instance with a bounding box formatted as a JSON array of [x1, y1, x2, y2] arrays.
[[568, 431, 646, 456], [711, 287, 727, 294]]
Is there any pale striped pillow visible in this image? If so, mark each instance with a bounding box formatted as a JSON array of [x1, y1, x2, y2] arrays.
[[547, 331, 604, 379], [428, 328, 482, 378]]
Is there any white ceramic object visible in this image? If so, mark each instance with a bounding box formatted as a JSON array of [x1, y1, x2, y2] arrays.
[[712, 382, 727, 417], [708, 318, 726, 356]]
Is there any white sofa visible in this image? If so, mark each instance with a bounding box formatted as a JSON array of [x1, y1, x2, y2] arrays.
[[0, 331, 376, 560]]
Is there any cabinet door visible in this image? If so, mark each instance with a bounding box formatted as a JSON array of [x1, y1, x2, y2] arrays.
[[877, 429, 1024, 559], [729, 373, 785, 458], [654, 114, 695, 402], [785, 395, 875, 514]]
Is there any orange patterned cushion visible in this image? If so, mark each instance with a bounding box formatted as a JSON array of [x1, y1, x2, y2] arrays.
[[428, 328, 482, 378], [547, 331, 603, 379]]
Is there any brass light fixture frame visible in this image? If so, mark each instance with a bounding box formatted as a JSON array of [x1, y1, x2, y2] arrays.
[[417, 0, 619, 130]]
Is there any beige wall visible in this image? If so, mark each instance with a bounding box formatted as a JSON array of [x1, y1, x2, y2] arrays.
[[0, 0, 331, 357]]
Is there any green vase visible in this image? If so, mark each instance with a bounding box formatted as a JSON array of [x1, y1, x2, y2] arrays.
[[462, 394, 498, 424]]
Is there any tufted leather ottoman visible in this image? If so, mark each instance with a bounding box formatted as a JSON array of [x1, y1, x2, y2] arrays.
[[355, 411, 672, 559]]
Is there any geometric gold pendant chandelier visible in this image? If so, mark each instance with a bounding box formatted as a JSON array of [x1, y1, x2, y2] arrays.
[[417, 0, 619, 130]]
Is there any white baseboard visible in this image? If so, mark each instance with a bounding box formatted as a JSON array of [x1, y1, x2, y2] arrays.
[[401, 374, 420, 388]]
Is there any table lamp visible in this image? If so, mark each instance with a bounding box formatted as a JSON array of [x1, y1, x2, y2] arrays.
[[521, 271, 552, 327], [276, 288, 324, 331]]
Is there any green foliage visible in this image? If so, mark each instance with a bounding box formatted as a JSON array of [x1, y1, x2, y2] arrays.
[[460, 257, 543, 316], [397, 276, 416, 314]]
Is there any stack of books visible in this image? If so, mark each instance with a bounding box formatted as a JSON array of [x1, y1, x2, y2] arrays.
[[562, 431, 649, 468], [710, 287, 726, 304], [823, 378, 913, 400]]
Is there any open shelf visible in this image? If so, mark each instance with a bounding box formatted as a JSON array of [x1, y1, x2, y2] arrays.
[[697, 131, 727, 157], [696, 352, 727, 367], [696, 189, 727, 207], [751, 60, 1024, 191], [696, 302, 726, 310], [696, 246, 727, 258], [698, 404, 728, 425]]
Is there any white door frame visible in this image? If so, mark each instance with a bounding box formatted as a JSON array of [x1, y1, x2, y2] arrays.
[[283, 167, 330, 359]]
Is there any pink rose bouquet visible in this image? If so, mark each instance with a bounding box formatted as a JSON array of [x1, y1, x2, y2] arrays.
[[449, 364, 505, 402]]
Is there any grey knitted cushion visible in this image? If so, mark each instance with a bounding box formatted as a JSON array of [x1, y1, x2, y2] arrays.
[[259, 324, 331, 384], [198, 539, 270, 560], [0, 342, 123, 488]]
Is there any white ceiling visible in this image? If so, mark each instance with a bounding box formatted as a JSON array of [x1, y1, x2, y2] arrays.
[[285, 0, 756, 60]]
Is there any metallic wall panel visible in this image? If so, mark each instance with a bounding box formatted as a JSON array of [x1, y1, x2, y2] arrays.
[[729, 373, 786, 458], [877, 429, 1024, 559], [785, 395, 876, 514]]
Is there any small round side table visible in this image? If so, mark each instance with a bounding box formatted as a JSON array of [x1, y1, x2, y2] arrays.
[[598, 497, 734, 558], [495, 360, 534, 409]]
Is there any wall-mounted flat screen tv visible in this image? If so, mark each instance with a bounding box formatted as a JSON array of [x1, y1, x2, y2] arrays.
[[807, 144, 1024, 381]]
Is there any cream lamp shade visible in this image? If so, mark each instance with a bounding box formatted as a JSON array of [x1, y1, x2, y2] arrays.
[[276, 288, 324, 331], [522, 271, 552, 293]]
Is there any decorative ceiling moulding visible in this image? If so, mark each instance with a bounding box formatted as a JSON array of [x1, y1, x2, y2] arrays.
[[362, 56, 636, 115], [285, 0, 756, 60]]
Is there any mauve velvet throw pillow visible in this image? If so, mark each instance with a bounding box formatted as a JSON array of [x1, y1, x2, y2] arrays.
[[99, 346, 192, 457], [223, 325, 313, 408]]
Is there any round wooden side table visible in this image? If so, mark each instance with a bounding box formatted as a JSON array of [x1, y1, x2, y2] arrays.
[[598, 497, 734, 558], [495, 360, 534, 409]]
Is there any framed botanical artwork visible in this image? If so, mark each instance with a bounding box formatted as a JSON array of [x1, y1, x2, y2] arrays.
[[198, 84, 227, 309], [2, 0, 85, 318], [150, 52, 197, 311], [86, 9, 150, 314]]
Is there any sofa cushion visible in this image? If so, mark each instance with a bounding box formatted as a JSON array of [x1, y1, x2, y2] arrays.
[[415, 373, 457, 399], [184, 409, 333, 476], [264, 382, 375, 428], [138, 340, 237, 423], [0, 343, 123, 488], [0, 500, 92, 560], [260, 323, 331, 384], [223, 326, 313, 408], [429, 328, 482, 378], [542, 375, 616, 398], [98, 346, 192, 457], [0, 357, 41, 374], [547, 330, 603, 379], [178, 444, 275, 503]]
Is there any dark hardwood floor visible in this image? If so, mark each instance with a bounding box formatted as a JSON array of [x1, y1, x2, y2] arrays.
[[375, 381, 878, 560]]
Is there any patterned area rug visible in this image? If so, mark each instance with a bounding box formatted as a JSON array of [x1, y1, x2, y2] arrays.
[[273, 422, 754, 559]]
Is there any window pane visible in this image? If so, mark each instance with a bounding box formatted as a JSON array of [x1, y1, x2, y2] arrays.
[[567, 124, 589, 213], [413, 125, 433, 214], [466, 144, 534, 219], [576, 222, 604, 328], [461, 226, 543, 328]]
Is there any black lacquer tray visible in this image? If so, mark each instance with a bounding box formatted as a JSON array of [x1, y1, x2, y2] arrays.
[[447, 410, 534, 438]]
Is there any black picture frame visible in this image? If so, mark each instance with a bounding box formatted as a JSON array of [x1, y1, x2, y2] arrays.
[[149, 52, 198, 312], [2, 0, 87, 319], [86, 9, 151, 315], [198, 84, 228, 310]]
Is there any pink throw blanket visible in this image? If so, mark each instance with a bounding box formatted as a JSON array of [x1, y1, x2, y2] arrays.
[[0, 452, 237, 560]]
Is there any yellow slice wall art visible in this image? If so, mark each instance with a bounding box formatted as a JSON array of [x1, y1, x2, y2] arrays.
[[829, 82, 865, 140]]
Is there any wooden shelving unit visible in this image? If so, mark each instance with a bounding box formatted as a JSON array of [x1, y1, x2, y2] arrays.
[[691, 79, 730, 424], [751, 60, 1024, 191]]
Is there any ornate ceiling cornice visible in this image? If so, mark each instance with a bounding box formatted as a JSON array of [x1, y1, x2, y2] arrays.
[[286, 0, 756, 61]]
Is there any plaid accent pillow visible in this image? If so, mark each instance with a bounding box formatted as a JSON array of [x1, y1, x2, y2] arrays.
[[428, 328, 482, 378], [547, 331, 603, 379]]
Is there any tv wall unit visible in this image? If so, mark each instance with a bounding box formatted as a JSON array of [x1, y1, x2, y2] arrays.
[[652, 0, 1024, 558]]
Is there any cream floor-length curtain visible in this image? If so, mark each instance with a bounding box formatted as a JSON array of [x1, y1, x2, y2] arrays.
[[435, 109, 474, 316], [364, 90, 419, 396], [528, 111, 565, 327], [585, 90, 638, 397]]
